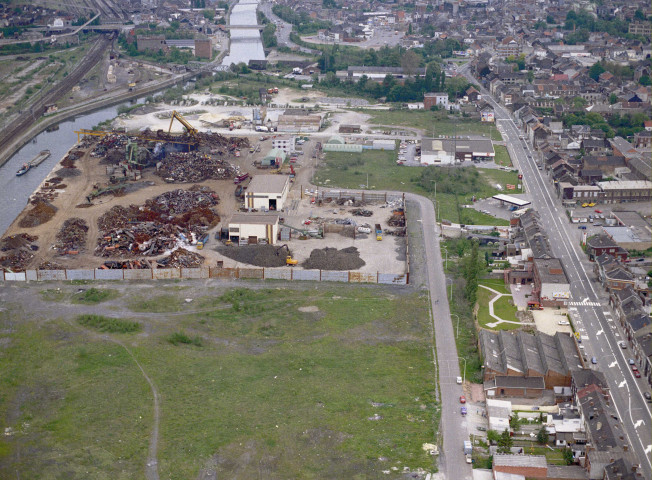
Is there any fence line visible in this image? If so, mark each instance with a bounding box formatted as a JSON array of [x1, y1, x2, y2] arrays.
[[0, 267, 407, 285]]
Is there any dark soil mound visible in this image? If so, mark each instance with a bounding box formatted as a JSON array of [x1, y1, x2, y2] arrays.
[[19, 201, 57, 228], [217, 244, 288, 267], [303, 247, 365, 271]]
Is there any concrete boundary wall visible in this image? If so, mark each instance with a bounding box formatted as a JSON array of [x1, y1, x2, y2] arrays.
[[0, 266, 408, 285]]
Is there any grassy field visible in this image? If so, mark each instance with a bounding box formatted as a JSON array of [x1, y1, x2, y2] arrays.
[[493, 145, 512, 167], [367, 110, 502, 141], [1, 286, 438, 479], [314, 150, 512, 226]]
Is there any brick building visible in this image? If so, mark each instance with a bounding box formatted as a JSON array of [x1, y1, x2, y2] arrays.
[[533, 258, 570, 307], [423, 92, 449, 110], [493, 454, 547, 478], [194, 38, 212, 59], [136, 35, 167, 52], [585, 234, 628, 262]]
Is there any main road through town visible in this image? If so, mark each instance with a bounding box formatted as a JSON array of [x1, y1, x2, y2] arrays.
[[458, 63, 651, 477]]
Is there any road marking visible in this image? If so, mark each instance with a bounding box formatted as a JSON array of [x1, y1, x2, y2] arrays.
[[568, 301, 601, 306], [646, 445, 651, 455], [634, 420, 645, 428], [619, 380, 627, 388], [609, 361, 617, 368], [596, 329, 604, 336]]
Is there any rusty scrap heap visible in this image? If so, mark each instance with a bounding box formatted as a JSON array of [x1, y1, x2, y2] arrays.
[[0, 233, 38, 271], [156, 152, 237, 183], [95, 187, 220, 258], [55, 218, 88, 255]]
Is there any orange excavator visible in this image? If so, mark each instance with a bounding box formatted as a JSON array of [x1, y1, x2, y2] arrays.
[[168, 110, 198, 138]]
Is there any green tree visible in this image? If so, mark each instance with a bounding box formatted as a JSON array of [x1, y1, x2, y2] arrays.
[[527, 70, 534, 83], [563, 448, 574, 465], [546, 14, 555, 24], [463, 240, 480, 306], [497, 429, 513, 453], [203, 9, 215, 21], [609, 93, 618, 104], [537, 426, 548, 444], [487, 429, 500, 444], [588, 62, 605, 81], [639, 75, 651, 86]]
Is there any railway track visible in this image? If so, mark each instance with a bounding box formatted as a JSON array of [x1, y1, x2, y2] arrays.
[[0, 34, 113, 159]]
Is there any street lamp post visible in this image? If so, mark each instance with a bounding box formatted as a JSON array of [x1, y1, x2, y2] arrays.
[[460, 357, 467, 385], [443, 246, 448, 271], [446, 277, 453, 301], [452, 313, 460, 338]]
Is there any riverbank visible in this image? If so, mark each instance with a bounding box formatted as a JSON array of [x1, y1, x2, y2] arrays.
[[0, 72, 196, 169]]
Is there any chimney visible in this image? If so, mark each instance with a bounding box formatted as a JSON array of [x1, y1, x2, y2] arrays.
[[623, 444, 629, 452]]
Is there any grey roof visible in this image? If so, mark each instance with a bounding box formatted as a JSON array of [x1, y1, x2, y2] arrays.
[[346, 65, 426, 75], [421, 137, 495, 155], [587, 234, 619, 250], [247, 174, 289, 194], [546, 465, 590, 479], [571, 369, 609, 391], [494, 454, 547, 468], [534, 258, 569, 285], [579, 391, 625, 449], [229, 213, 280, 225], [479, 330, 580, 378], [493, 376, 545, 389], [604, 458, 645, 480], [627, 312, 651, 333]]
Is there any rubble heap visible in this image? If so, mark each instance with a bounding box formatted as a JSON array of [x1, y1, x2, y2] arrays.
[[350, 208, 372, 217], [303, 247, 365, 271], [0, 233, 38, 271], [95, 187, 220, 259], [156, 152, 237, 183], [387, 214, 406, 227], [18, 201, 57, 228], [217, 244, 289, 267], [55, 218, 88, 254], [157, 248, 204, 268]]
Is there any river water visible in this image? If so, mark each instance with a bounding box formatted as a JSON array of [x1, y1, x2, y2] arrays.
[[0, 102, 143, 236], [221, 0, 265, 66]]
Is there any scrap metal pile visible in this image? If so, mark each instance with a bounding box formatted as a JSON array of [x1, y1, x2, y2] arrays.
[[18, 201, 57, 228], [156, 152, 238, 183], [95, 186, 220, 260], [90, 133, 129, 159], [55, 218, 88, 255], [0, 233, 38, 271]]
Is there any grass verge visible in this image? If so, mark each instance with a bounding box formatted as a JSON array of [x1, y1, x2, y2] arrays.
[[77, 314, 141, 333]]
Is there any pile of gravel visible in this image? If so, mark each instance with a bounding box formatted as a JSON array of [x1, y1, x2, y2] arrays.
[[217, 244, 289, 267], [303, 247, 365, 271]]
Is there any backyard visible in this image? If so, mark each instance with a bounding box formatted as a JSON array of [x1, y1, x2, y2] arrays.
[[476, 282, 520, 331], [0, 284, 438, 479]]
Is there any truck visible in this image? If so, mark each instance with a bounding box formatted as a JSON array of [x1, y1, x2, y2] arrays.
[[463, 440, 472, 455], [196, 234, 209, 250], [255, 125, 269, 132], [234, 173, 250, 184], [375, 224, 382, 241]]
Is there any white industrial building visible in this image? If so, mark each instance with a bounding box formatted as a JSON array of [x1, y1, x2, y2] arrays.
[[420, 137, 495, 165], [372, 139, 396, 150], [228, 213, 280, 245], [486, 398, 512, 433], [245, 175, 290, 211], [271, 136, 295, 153]]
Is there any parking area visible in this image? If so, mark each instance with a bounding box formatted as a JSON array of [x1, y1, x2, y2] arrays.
[[531, 309, 572, 336]]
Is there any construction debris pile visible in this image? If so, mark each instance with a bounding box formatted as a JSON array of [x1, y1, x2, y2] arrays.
[[350, 208, 372, 217], [55, 218, 88, 255], [38, 261, 65, 270], [387, 214, 406, 228], [157, 248, 204, 268], [60, 148, 84, 168], [216, 244, 289, 268], [90, 133, 129, 159], [0, 233, 38, 271], [95, 187, 220, 259], [101, 260, 153, 269], [156, 152, 237, 183], [303, 247, 365, 271], [18, 201, 57, 228]]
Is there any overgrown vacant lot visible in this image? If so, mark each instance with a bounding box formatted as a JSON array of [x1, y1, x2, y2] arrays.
[[0, 285, 437, 479]]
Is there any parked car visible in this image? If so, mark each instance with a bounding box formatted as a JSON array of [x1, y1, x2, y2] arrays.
[[591, 357, 597, 364], [476, 426, 487, 431], [456, 376, 462, 384], [578, 226, 587, 230], [629, 358, 635, 365], [619, 341, 627, 349], [634, 370, 641, 378], [461, 406, 467, 415], [594, 209, 602, 214], [460, 395, 466, 404], [644, 392, 651, 402], [558, 320, 570, 326]]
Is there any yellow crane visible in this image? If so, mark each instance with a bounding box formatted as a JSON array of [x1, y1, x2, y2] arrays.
[[168, 110, 198, 137]]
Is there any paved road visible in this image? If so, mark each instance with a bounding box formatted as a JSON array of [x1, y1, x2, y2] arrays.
[[258, 1, 318, 54], [459, 64, 652, 477], [407, 193, 472, 480]]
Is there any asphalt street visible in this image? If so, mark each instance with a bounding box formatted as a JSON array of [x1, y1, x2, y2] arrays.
[[408, 193, 472, 480], [458, 64, 652, 477], [259, 1, 318, 54]]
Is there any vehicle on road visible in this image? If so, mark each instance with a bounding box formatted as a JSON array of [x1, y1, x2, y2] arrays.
[[594, 209, 602, 213], [461, 406, 467, 415], [476, 426, 487, 431], [629, 358, 635, 365], [578, 226, 587, 230], [644, 392, 651, 402], [558, 320, 570, 326], [619, 341, 627, 349], [634, 370, 641, 378], [582, 203, 589, 207], [591, 357, 597, 364], [456, 376, 463, 384], [460, 395, 466, 404]]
